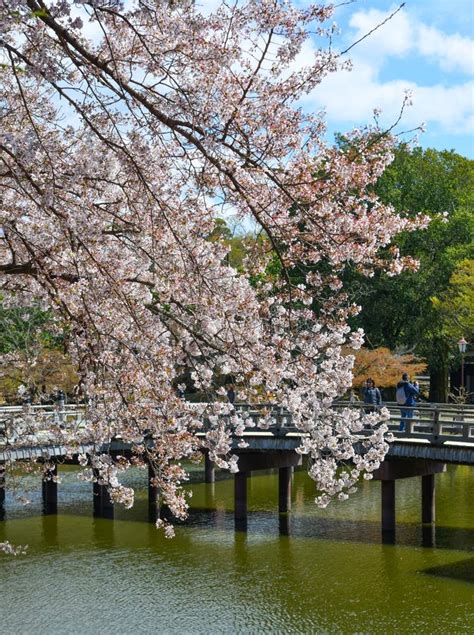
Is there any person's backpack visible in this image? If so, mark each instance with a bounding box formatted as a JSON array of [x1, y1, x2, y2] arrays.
[[396, 385, 407, 405]]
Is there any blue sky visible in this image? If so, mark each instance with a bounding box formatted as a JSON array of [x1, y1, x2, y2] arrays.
[[80, 0, 474, 158], [303, 0, 474, 157]]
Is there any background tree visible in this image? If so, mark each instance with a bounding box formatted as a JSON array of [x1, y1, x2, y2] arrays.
[[0, 303, 78, 402], [350, 346, 426, 392], [0, 347, 78, 403], [432, 259, 474, 341], [348, 145, 474, 402]]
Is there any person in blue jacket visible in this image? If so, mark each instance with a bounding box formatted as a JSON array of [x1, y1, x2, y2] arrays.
[[397, 373, 420, 432]]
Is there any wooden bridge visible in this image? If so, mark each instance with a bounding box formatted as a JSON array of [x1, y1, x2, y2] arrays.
[[1, 401, 473, 539]]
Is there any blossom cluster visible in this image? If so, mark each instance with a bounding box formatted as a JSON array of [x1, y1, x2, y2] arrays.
[[0, 0, 424, 536]]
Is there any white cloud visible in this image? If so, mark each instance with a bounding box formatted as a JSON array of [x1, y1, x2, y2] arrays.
[[417, 24, 474, 75], [348, 8, 413, 60], [305, 57, 473, 135], [347, 5, 474, 76], [298, 5, 474, 138]]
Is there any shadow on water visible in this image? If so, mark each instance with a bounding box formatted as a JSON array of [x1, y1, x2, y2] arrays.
[[182, 507, 474, 552], [41, 514, 59, 549], [421, 558, 474, 583]]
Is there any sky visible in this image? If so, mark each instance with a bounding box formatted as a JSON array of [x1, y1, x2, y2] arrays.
[[75, 0, 473, 158], [295, 0, 474, 158]]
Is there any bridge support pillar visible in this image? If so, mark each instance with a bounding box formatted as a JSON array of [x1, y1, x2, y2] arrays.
[[148, 463, 160, 522], [278, 466, 292, 513], [93, 469, 114, 519], [234, 471, 248, 526], [0, 463, 5, 520], [381, 480, 396, 534], [204, 451, 215, 484], [421, 473, 435, 524], [42, 464, 58, 515], [374, 459, 446, 537]]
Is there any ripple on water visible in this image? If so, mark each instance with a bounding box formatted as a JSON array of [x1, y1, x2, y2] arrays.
[[0, 465, 473, 633]]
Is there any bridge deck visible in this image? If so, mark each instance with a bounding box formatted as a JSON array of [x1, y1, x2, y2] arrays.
[[1, 402, 473, 465]]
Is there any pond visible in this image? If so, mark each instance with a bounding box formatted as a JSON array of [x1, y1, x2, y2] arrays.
[[0, 464, 473, 633]]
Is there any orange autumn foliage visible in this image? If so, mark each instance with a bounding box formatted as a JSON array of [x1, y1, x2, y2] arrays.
[[350, 347, 427, 388]]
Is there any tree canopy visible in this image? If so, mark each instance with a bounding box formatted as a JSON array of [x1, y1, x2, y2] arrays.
[[432, 259, 474, 343], [348, 145, 474, 401]]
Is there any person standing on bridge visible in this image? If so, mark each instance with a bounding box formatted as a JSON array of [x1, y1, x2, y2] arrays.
[[226, 384, 236, 404], [362, 378, 382, 413], [396, 373, 420, 432]]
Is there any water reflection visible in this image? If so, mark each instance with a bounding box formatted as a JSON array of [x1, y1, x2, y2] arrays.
[[183, 506, 474, 552], [0, 465, 473, 634], [92, 517, 115, 549], [41, 515, 59, 549], [278, 513, 290, 536], [422, 523, 436, 548], [4, 464, 473, 552]]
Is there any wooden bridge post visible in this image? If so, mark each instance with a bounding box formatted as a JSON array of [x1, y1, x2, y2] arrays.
[[93, 469, 114, 519], [421, 473, 435, 524], [381, 480, 396, 534], [148, 462, 159, 522], [0, 463, 5, 520], [204, 450, 215, 483], [42, 463, 58, 515], [278, 466, 292, 513], [234, 471, 248, 525]]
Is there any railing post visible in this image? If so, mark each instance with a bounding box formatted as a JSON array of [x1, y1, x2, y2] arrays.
[[431, 406, 441, 442], [148, 463, 160, 523], [42, 463, 58, 515], [462, 421, 471, 441], [274, 410, 281, 435], [460, 406, 470, 440], [56, 390, 66, 429], [406, 408, 415, 435], [421, 473, 435, 524], [148, 462, 159, 522]]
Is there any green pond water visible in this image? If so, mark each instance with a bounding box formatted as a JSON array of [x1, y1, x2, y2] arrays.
[[0, 464, 473, 634]]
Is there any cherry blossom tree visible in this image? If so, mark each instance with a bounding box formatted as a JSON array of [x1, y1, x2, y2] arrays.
[[0, 0, 424, 540]]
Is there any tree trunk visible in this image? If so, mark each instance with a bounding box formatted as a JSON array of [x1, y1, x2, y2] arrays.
[[429, 340, 449, 403]]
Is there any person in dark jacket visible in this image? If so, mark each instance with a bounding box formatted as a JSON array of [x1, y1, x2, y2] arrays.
[[362, 378, 382, 413], [397, 372, 419, 432], [226, 384, 236, 404]]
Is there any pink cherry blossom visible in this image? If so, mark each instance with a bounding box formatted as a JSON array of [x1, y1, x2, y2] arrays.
[[0, 1, 425, 548]]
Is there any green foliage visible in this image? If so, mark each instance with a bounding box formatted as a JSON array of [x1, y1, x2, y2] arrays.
[[207, 218, 257, 270], [0, 302, 73, 402], [348, 145, 474, 383], [0, 304, 62, 354], [432, 259, 474, 341], [375, 145, 472, 215]]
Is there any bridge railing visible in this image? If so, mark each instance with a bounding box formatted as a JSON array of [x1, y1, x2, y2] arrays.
[[1, 401, 473, 447], [0, 404, 86, 445], [333, 401, 474, 444], [232, 402, 474, 445]]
